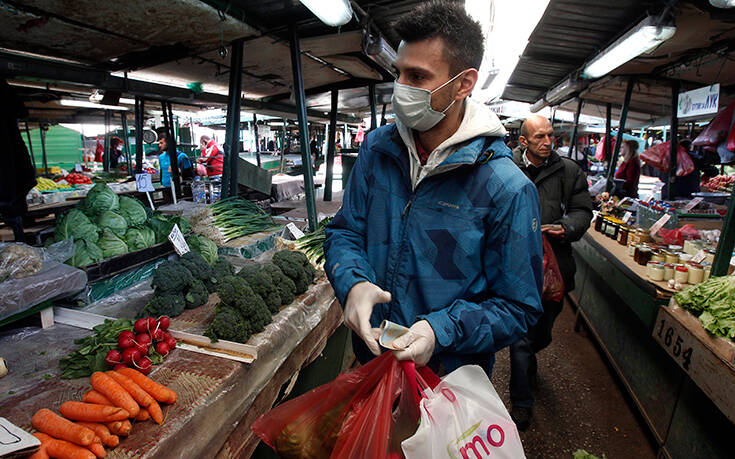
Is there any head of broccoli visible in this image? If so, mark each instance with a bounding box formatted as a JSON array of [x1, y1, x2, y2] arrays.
[[272, 250, 315, 295], [204, 306, 252, 343], [217, 275, 269, 319], [238, 264, 281, 313], [152, 260, 194, 293], [180, 251, 217, 289], [262, 262, 296, 306], [212, 256, 235, 280], [185, 278, 209, 309], [140, 292, 186, 318]]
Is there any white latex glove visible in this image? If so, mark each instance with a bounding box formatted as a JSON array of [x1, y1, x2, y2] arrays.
[[392, 320, 436, 367], [344, 282, 392, 356]]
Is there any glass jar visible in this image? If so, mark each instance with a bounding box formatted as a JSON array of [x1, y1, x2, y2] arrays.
[[679, 253, 693, 264], [688, 264, 704, 285], [628, 243, 637, 258], [608, 222, 619, 240], [650, 250, 665, 263], [637, 247, 652, 266], [618, 225, 629, 245], [594, 214, 603, 232], [637, 229, 651, 244], [703, 265, 712, 282], [647, 262, 665, 281], [663, 264, 674, 281], [664, 251, 679, 264], [674, 265, 689, 284]]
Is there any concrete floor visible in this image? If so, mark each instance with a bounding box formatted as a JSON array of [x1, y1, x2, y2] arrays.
[[491, 301, 658, 459]]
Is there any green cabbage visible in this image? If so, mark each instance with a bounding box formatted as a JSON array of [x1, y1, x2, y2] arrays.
[[118, 196, 148, 227], [149, 213, 191, 244], [83, 183, 119, 215], [96, 211, 128, 237], [125, 227, 156, 251], [98, 229, 128, 258], [187, 234, 218, 265], [55, 209, 99, 244], [68, 239, 104, 267]]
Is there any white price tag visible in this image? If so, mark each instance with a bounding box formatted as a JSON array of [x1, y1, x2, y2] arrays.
[[683, 197, 704, 212], [649, 213, 672, 237], [167, 224, 190, 256], [286, 222, 305, 240], [692, 249, 707, 264], [135, 173, 155, 192], [74, 164, 82, 172], [623, 211, 633, 223]]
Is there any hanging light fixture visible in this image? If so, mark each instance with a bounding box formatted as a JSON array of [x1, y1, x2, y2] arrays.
[[299, 0, 353, 27], [709, 0, 735, 7], [582, 16, 676, 79]]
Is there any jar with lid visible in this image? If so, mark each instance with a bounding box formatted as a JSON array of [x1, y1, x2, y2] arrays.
[[679, 253, 693, 264], [608, 222, 619, 239], [688, 264, 704, 284], [663, 264, 674, 281], [637, 247, 652, 266], [647, 262, 665, 281], [594, 215, 603, 232], [703, 265, 712, 282], [664, 251, 679, 264], [674, 265, 689, 284], [617, 225, 629, 245], [650, 250, 665, 263], [627, 243, 637, 257], [637, 229, 651, 244]]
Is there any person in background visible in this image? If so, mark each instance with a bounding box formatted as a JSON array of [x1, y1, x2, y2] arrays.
[[511, 115, 593, 431], [267, 139, 276, 152], [158, 133, 193, 188], [109, 136, 124, 168], [94, 138, 104, 162], [324, 1, 543, 385], [197, 135, 223, 181], [614, 140, 641, 198]]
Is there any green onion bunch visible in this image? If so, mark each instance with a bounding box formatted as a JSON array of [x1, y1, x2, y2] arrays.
[[295, 217, 332, 264], [210, 197, 277, 241]]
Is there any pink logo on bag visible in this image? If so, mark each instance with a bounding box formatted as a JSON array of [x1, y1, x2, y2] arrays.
[[447, 420, 505, 459]]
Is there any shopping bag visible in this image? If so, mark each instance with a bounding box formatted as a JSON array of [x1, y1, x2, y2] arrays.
[[542, 234, 565, 303], [639, 141, 695, 177], [594, 136, 614, 162], [401, 364, 525, 459], [252, 352, 420, 459], [693, 100, 735, 147]]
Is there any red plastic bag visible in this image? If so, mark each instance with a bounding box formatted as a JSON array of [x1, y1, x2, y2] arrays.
[[639, 141, 695, 177], [542, 234, 565, 303], [693, 100, 735, 147], [595, 136, 615, 162], [252, 352, 422, 459], [658, 224, 699, 246]]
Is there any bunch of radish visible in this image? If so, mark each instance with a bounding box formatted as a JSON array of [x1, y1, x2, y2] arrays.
[[105, 317, 176, 375]]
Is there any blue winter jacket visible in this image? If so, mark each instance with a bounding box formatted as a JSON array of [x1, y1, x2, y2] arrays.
[[324, 124, 543, 375]]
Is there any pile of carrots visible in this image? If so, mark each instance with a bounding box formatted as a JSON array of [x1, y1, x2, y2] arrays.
[[29, 368, 177, 459]]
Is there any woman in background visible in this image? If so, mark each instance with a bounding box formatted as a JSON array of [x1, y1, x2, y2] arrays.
[[615, 140, 641, 198]]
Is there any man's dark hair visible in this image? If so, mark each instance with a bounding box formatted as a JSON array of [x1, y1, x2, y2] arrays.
[[393, 1, 484, 75]]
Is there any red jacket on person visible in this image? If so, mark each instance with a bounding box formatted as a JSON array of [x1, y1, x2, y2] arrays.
[[615, 157, 640, 198], [202, 139, 223, 176]]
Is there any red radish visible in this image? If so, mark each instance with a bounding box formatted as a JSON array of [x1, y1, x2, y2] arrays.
[[134, 318, 149, 334], [162, 331, 173, 342], [113, 364, 128, 371], [151, 328, 164, 342], [121, 348, 141, 365], [158, 316, 170, 330], [119, 330, 134, 340], [165, 337, 177, 350], [135, 342, 150, 356], [118, 334, 135, 349], [155, 342, 170, 356], [136, 333, 152, 346], [135, 356, 152, 375], [105, 349, 122, 367], [146, 317, 157, 331]]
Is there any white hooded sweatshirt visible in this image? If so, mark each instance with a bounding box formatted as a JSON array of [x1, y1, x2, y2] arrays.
[[395, 99, 507, 190]]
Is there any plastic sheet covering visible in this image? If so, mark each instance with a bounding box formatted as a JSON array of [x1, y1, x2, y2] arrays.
[[84, 257, 168, 304], [0, 239, 73, 281], [82, 276, 155, 319], [0, 261, 87, 322]]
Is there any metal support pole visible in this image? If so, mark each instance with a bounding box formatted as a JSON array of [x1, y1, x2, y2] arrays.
[[280, 119, 286, 173], [604, 103, 612, 164], [161, 101, 182, 199], [121, 112, 133, 177], [222, 38, 244, 198], [606, 78, 635, 192], [380, 103, 387, 126], [25, 122, 36, 170], [667, 80, 680, 200], [712, 185, 735, 276], [103, 110, 110, 172], [688, 122, 694, 139], [325, 89, 338, 201], [40, 124, 49, 176], [289, 24, 318, 231], [569, 98, 583, 160], [369, 83, 377, 131], [253, 113, 261, 168], [134, 97, 144, 174]]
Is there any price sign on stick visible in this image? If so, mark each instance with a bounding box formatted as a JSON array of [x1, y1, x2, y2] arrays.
[[286, 222, 305, 240], [623, 211, 633, 224], [649, 213, 671, 237], [168, 224, 190, 256], [74, 164, 82, 172], [683, 197, 704, 213], [692, 249, 708, 264], [135, 173, 155, 192]]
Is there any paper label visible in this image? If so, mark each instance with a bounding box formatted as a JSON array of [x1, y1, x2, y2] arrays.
[[286, 222, 305, 240], [692, 249, 707, 264], [74, 164, 82, 172], [135, 173, 155, 192], [683, 197, 703, 212], [167, 224, 190, 256], [649, 213, 671, 237], [623, 211, 633, 223]]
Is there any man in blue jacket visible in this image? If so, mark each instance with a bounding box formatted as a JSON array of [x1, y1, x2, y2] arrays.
[[324, 1, 543, 376]]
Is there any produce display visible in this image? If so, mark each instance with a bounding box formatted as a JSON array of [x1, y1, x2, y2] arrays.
[[186, 234, 218, 265], [674, 276, 735, 340], [190, 197, 276, 243], [701, 174, 734, 193], [295, 217, 331, 264], [59, 317, 175, 379], [29, 368, 177, 458], [56, 172, 93, 185], [48, 183, 191, 267], [35, 176, 69, 191], [0, 243, 43, 281]]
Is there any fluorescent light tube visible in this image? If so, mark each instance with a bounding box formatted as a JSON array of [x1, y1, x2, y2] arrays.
[[59, 99, 130, 111], [709, 0, 735, 7], [299, 0, 353, 27], [546, 77, 584, 104], [583, 16, 676, 79]]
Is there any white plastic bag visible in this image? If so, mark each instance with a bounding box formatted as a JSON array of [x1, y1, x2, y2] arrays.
[[402, 365, 525, 459]]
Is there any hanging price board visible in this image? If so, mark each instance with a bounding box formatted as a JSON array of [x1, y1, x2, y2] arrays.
[[167, 224, 190, 256]]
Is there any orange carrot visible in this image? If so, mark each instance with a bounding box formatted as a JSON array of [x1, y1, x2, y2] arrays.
[[60, 401, 129, 422], [30, 432, 52, 459], [106, 419, 131, 436], [74, 422, 118, 448], [82, 390, 113, 406], [45, 437, 96, 459], [90, 372, 140, 417], [87, 439, 106, 459], [117, 368, 177, 404], [135, 407, 150, 421], [107, 371, 154, 407], [146, 400, 164, 425], [31, 409, 95, 446]]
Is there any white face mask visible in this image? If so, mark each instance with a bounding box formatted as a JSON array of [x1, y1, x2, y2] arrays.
[[391, 72, 463, 132]]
